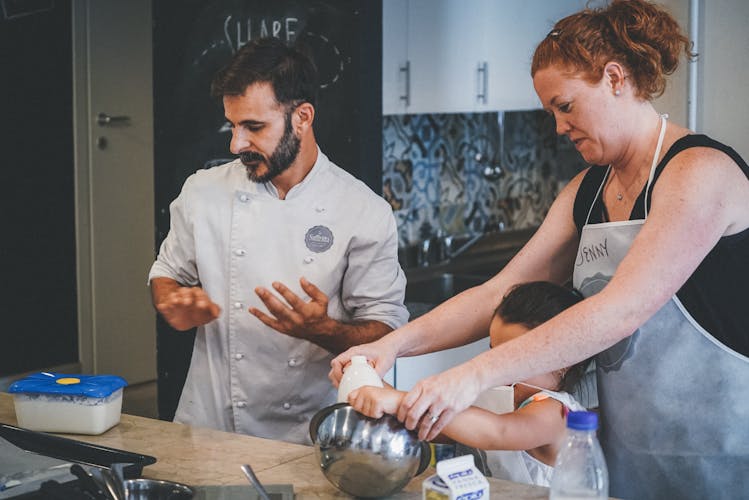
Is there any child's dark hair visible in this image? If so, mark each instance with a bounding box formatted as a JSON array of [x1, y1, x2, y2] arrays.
[[495, 281, 591, 393]]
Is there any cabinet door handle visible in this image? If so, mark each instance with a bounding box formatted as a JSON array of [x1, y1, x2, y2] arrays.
[[477, 61, 488, 104], [399, 61, 410, 107]]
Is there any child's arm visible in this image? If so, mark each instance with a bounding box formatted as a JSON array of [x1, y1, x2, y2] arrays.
[[441, 397, 568, 451], [348, 385, 405, 418], [350, 386, 567, 452]]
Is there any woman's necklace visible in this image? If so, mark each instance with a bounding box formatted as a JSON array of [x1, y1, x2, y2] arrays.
[[611, 114, 667, 202], [610, 168, 645, 202]]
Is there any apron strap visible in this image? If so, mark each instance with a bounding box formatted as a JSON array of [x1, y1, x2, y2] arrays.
[[644, 114, 668, 217], [585, 165, 611, 226]]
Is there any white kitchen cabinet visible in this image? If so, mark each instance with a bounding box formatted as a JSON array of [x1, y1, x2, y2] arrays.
[[484, 0, 589, 111], [382, 0, 409, 114], [382, 0, 589, 114], [406, 0, 489, 114], [394, 338, 489, 391], [383, 0, 488, 115]]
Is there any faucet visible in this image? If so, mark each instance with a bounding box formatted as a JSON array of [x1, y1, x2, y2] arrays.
[[418, 238, 433, 267], [444, 232, 483, 260]]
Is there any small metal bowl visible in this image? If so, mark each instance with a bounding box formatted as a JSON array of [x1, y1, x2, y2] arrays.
[[124, 478, 194, 500], [309, 403, 431, 498]]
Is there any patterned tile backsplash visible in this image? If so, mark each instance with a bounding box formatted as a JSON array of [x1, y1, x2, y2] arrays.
[[383, 110, 589, 246]]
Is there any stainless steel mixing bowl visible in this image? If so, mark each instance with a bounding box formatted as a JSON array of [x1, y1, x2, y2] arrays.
[[124, 478, 194, 499], [309, 403, 432, 498]]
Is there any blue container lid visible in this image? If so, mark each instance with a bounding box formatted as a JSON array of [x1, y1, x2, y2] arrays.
[[8, 372, 128, 398], [567, 410, 598, 431]]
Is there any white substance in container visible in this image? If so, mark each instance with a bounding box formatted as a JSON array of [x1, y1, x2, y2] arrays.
[[13, 388, 123, 435]]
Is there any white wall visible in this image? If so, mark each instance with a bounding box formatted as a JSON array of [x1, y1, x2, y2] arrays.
[[700, 0, 749, 160], [652, 0, 689, 127], [655, 0, 749, 160]]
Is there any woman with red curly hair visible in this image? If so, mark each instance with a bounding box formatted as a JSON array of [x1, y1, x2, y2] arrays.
[[333, 2, 749, 497]]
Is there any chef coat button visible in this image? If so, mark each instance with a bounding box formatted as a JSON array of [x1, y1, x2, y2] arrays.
[[239, 194, 249, 202], [288, 358, 297, 367], [236, 401, 247, 409], [234, 353, 244, 360], [234, 249, 246, 256], [282, 402, 291, 410], [303, 256, 314, 264], [233, 302, 243, 309], [315, 206, 326, 213]]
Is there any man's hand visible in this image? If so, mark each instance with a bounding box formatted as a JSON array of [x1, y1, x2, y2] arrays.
[[250, 277, 393, 354], [151, 278, 221, 331], [250, 277, 333, 337]]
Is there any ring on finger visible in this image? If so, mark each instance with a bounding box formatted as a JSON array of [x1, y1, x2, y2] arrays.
[[428, 413, 439, 424]]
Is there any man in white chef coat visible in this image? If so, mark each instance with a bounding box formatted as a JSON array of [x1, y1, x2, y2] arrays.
[[148, 37, 408, 444]]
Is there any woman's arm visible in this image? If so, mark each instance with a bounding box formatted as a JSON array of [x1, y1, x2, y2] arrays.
[[329, 171, 586, 384], [400, 147, 747, 440]]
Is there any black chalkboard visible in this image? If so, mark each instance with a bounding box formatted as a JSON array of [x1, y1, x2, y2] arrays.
[[0, 0, 78, 378], [152, 0, 382, 420]]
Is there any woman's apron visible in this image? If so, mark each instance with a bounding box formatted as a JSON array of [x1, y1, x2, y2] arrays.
[[572, 116, 749, 499]]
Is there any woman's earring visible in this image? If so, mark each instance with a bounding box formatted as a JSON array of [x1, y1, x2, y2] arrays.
[[614, 89, 621, 96]]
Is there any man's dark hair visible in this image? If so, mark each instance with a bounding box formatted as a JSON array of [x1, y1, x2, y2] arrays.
[[211, 37, 318, 108], [495, 281, 592, 393]]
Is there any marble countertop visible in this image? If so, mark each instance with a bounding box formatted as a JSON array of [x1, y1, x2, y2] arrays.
[[0, 393, 555, 499]]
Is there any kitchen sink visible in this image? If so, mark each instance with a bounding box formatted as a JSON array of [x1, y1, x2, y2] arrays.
[[405, 272, 490, 304]]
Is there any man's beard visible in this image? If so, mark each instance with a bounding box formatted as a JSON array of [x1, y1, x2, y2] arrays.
[[240, 111, 301, 183]]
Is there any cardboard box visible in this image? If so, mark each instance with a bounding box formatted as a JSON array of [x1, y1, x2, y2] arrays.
[[422, 454, 489, 500]]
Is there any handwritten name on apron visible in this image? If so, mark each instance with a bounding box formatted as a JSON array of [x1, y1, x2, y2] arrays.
[[576, 237, 609, 267]]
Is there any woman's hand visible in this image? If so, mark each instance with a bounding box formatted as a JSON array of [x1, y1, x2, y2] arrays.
[[329, 338, 398, 387], [348, 386, 404, 418], [397, 360, 484, 441]]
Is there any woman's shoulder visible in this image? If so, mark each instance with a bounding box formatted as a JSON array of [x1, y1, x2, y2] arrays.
[[652, 133, 749, 207], [658, 133, 749, 176]]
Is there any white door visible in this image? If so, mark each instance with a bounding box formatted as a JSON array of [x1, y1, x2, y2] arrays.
[[73, 0, 156, 384]]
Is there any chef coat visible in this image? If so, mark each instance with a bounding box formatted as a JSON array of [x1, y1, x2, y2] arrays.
[[149, 148, 408, 444]]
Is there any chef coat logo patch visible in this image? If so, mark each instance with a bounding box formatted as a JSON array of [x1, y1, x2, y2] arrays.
[[305, 225, 334, 253]]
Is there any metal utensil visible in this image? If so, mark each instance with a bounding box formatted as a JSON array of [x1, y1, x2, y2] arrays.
[[90, 467, 118, 500], [70, 464, 108, 499], [110, 463, 128, 500], [240, 464, 271, 500]]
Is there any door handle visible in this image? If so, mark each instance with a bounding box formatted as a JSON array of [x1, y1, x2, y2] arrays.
[[97, 112, 130, 126]]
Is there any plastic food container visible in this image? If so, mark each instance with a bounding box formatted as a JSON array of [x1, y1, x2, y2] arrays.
[[8, 372, 128, 435]]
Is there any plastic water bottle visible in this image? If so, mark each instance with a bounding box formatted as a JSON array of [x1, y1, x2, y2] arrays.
[[549, 411, 609, 499], [337, 355, 383, 403]]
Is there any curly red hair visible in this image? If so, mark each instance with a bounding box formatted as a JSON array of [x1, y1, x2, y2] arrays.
[[531, 0, 695, 100]]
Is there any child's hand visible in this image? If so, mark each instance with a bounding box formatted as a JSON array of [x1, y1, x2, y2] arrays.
[[348, 386, 404, 418]]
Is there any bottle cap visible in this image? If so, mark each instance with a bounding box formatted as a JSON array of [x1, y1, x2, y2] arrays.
[[566, 410, 598, 430]]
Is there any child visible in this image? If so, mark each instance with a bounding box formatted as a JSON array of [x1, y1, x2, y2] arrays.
[[347, 281, 592, 487]]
